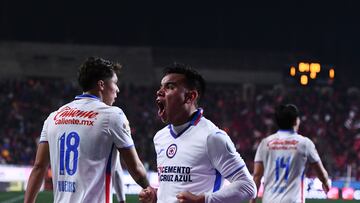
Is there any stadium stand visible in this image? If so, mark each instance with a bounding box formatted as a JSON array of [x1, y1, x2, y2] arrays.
[[1, 77, 359, 181]]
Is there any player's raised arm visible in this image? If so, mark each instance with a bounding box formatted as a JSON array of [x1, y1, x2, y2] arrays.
[[24, 142, 50, 203]]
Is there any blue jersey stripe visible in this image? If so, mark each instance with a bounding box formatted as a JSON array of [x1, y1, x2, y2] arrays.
[[213, 170, 222, 192], [106, 144, 115, 174], [301, 168, 305, 180], [224, 165, 245, 179]]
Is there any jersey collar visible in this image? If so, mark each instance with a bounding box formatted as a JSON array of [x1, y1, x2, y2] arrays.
[[277, 129, 296, 134], [168, 108, 203, 139], [75, 94, 101, 101]]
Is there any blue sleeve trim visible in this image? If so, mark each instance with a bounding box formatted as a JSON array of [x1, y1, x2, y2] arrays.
[[224, 164, 245, 179], [118, 144, 134, 149], [309, 160, 320, 164], [39, 141, 48, 144], [215, 131, 226, 135]]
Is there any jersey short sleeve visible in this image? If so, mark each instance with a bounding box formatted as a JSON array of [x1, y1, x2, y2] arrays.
[[305, 137, 321, 163], [39, 115, 51, 143], [109, 109, 134, 149], [254, 139, 265, 162], [206, 131, 246, 178]]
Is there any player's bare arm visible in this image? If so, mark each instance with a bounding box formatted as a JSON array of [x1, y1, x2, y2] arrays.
[[310, 161, 330, 193], [119, 147, 149, 189], [24, 142, 50, 203], [249, 162, 264, 203]]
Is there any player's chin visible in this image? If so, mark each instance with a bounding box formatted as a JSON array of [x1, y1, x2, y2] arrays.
[[159, 114, 169, 124], [104, 100, 114, 106], [160, 116, 168, 124]]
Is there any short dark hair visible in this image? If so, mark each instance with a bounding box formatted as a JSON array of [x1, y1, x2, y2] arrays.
[[275, 104, 299, 130], [78, 56, 122, 92], [163, 63, 206, 103]]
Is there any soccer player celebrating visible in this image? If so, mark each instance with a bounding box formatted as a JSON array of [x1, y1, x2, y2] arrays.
[[250, 104, 330, 203], [139, 64, 256, 203], [24, 57, 150, 203]]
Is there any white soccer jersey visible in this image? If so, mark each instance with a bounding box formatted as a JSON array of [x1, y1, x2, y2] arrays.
[[39, 94, 134, 203], [112, 154, 126, 202], [154, 109, 246, 203], [254, 130, 321, 203]]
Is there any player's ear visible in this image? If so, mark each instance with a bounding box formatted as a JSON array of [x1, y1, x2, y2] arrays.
[[294, 117, 301, 131], [185, 90, 198, 104], [97, 80, 105, 91]]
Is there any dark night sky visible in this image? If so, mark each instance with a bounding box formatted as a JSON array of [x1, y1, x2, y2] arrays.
[[1, 1, 359, 68]]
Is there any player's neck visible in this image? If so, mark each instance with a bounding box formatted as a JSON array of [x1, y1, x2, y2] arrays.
[[172, 121, 190, 133], [83, 91, 102, 101], [173, 107, 198, 126]]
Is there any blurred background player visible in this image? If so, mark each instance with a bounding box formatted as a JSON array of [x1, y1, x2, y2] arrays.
[[24, 57, 150, 203], [139, 64, 256, 203], [250, 104, 330, 203]]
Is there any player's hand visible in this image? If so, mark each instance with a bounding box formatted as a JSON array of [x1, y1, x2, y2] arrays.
[[139, 186, 157, 203], [322, 183, 330, 194], [249, 199, 257, 203], [176, 191, 205, 203]]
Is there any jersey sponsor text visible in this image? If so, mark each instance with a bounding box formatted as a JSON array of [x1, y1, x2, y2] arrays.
[[158, 166, 193, 182], [54, 106, 98, 126], [267, 139, 299, 150], [54, 106, 99, 120]]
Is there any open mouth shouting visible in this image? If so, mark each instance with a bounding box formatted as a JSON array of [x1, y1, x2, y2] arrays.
[[156, 99, 166, 121]]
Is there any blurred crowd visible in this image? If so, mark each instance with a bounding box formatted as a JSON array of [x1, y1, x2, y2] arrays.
[[1, 77, 360, 180]]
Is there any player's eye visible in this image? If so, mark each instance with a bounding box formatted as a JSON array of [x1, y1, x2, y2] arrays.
[[166, 84, 175, 89]]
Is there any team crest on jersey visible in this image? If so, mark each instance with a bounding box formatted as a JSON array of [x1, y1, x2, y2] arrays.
[[166, 144, 177, 158]]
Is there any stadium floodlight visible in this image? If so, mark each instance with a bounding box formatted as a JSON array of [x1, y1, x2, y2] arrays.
[[299, 62, 310, 72], [310, 63, 321, 73], [300, 75, 308, 85], [310, 72, 317, 79], [290, 66, 296, 76], [329, 68, 335, 79]]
